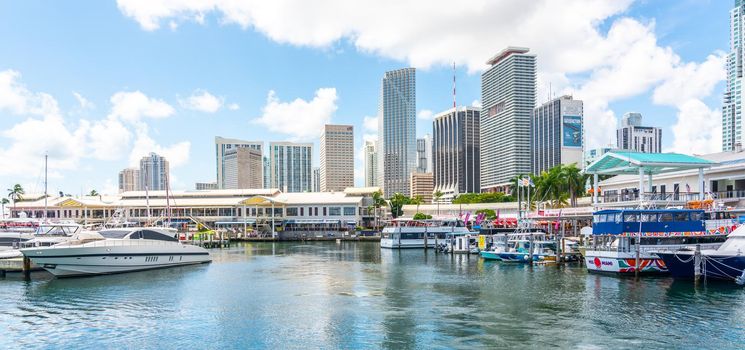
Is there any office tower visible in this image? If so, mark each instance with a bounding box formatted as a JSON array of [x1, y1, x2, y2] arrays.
[[410, 172, 434, 204], [480, 47, 536, 192], [320, 124, 354, 192], [269, 142, 313, 193], [215, 136, 263, 189], [725, 2, 745, 151], [364, 140, 378, 187], [118, 168, 140, 193], [263, 156, 270, 189], [139, 152, 169, 191], [531, 95, 584, 174], [378, 68, 417, 197], [432, 106, 480, 202], [416, 134, 433, 173], [312, 167, 320, 192], [195, 182, 218, 190], [616, 112, 662, 153], [223, 147, 264, 189]]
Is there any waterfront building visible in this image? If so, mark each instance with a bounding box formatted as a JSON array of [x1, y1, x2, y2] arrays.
[[724, 2, 745, 151], [320, 124, 354, 192], [269, 142, 313, 193], [410, 172, 434, 203], [312, 167, 320, 193], [531, 95, 584, 174], [223, 147, 263, 189], [364, 140, 378, 187], [480, 47, 536, 192], [139, 153, 169, 191], [378, 68, 417, 197], [215, 137, 263, 189], [616, 112, 662, 153], [432, 106, 480, 202], [118, 168, 140, 192], [195, 182, 218, 190], [416, 134, 433, 173]]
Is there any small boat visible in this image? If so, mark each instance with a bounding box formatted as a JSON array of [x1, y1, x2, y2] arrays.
[[438, 232, 479, 254], [21, 227, 211, 277], [380, 218, 470, 249], [498, 234, 557, 262], [655, 224, 745, 281]]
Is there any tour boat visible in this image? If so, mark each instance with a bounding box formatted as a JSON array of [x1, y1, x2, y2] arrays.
[[21, 227, 211, 277], [655, 224, 745, 281], [584, 209, 729, 274], [380, 218, 471, 249]]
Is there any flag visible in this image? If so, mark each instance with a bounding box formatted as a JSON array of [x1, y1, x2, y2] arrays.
[[464, 212, 471, 224], [554, 209, 562, 230]]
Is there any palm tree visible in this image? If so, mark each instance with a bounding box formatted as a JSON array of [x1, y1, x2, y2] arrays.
[[371, 190, 386, 229], [388, 193, 410, 219], [7, 184, 24, 211], [432, 190, 443, 216], [562, 163, 587, 207], [1, 198, 8, 219], [412, 195, 424, 214], [89, 189, 99, 196]]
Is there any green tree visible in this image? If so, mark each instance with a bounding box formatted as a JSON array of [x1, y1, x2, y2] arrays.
[[562, 163, 588, 207], [474, 209, 497, 221], [388, 193, 411, 219], [7, 184, 24, 211], [433, 190, 444, 215], [413, 212, 432, 220], [411, 195, 424, 213], [371, 190, 386, 229], [1, 198, 8, 219], [89, 189, 99, 196]]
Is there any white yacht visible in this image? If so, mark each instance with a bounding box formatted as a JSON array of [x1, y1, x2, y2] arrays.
[[380, 218, 472, 249], [21, 227, 212, 277]]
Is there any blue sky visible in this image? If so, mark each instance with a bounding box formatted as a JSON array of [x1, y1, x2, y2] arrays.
[[0, 0, 731, 195]]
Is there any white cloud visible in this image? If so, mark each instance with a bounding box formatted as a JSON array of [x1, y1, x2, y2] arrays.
[[109, 90, 175, 123], [128, 125, 191, 168], [652, 53, 727, 107], [87, 117, 132, 160], [180, 89, 224, 113], [72, 91, 95, 110], [417, 109, 433, 120], [0, 69, 60, 118], [471, 100, 481, 108], [362, 115, 377, 133], [669, 99, 722, 155], [227, 103, 240, 111], [253, 88, 337, 141]]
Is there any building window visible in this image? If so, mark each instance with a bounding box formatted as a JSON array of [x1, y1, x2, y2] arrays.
[[323, 207, 327, 216], [300, 207, 304, 216], [329, 207, 341, 216], [343, 207, 356, 216], [286, 207, 298, 216]]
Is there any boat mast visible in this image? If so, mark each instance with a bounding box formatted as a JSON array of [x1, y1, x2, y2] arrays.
[[145, 165, 151, 224], [44, 153, 48, 223]]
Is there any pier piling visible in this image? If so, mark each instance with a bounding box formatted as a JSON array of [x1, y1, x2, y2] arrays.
[[22, 256, 31, 279], [694, 244, 702, 284]]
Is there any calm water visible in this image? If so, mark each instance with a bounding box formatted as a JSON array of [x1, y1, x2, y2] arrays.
[[2, 242, 745, 349]]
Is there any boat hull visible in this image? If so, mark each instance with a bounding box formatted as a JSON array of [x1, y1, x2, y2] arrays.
[[380, 238, 436, 249], [498, 252, 553, 263], [584, 251, 667, 274], [656, 252, 745, 280], [479, 251, 502, 261]]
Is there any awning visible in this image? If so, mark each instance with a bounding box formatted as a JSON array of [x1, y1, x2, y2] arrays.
[[215, 220, 256, 225], [286, 219, 341, 224]]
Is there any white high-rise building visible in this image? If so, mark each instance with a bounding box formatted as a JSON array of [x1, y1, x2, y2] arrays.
[[139, 153, 169, 191], [480, 47, 536, 192], [364, 140, 378, 187], [312, 167, 320, 193], [416, 134, 432, 173], [725, 1, 745, 151], [215, 137, 263, 189], [320, 124, 354, 192], [223, 147, 264, 189], [616, 112, 662, 153], [118, 168, 140, 192], [269, 142, 313, 193], [531, 95, 584, 175], [378, 68, 417, 197]]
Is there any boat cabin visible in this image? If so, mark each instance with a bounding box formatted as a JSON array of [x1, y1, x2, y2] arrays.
[[99, 228, 179, 242]]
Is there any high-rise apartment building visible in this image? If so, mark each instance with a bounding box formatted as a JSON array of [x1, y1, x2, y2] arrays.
[[215, 137, 263, 189], [364, 140, 378, 187], [118, 168, 140, 192], [725, 1, 745, 151], [531, 95, 584, 174], [616, 112, 662, 153], [410, 172, 434, 203], [223, 147, 264, 189], [433, 106, 480, 202], [416, 134, 433, 173], [480, 47, 536, 192], [269, 142, 313, 193], [320, 124, 354, 192], [312, 167, 320, 193], [139, 152, 169, 191], [195, 182, 218, 190], [378, 68, 417, 197]]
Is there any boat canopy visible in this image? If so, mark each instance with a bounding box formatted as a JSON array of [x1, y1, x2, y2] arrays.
[[592, 209, 706, 236]]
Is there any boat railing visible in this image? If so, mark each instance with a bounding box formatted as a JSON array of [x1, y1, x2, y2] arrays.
[[75, 239, 185, 248], [589, 243, 722, 253]]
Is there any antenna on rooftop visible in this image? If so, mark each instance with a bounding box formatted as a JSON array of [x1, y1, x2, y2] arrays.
[[452, 61, 456, 109]]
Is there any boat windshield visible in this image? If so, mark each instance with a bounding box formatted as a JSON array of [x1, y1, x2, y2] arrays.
[[99, 230, 131, 239]]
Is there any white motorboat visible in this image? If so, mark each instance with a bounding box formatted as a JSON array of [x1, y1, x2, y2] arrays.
[[21, 227, 212, 277], [380, 218, 472, 249]]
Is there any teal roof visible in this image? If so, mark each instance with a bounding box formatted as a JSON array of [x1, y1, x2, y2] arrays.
[[585, 151, 716, 175]]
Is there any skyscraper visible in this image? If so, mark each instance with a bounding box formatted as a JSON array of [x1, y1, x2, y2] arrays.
[[312, 167, 320, 193], [433, 106, 480, 202], [223, 147, 264, 189], [531, 95, 584, 175], [118, 168, 140, 192], [725, 1, 745, 151], [378, 68, 417, 197], [215, 136, 263, 189], [263, 156, 270, 189], [616, 112, 662, 153], [364, 140, 378, 187], [416, 134, 433, 173], [410, 172, 434, 203], [480, 47, 536, 192], [269, 142, 313, 193], [139, 152, 169, 191], [320, 124, 354, 192]]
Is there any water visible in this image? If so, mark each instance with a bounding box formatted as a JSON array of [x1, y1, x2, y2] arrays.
[[2, 242, 745, 349]]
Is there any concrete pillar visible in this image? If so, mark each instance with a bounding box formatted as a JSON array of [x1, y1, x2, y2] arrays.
[[698, 168, 705, 200], [638, 167, 644, 201], [593, 173, 599, 205]]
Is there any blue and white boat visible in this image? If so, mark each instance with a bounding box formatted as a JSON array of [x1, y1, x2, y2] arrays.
[[497, 233, 556, 262], [655, 224, 745, 281]]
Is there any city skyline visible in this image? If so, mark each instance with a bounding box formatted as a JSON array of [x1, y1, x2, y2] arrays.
[[0, 1, 731, 195]]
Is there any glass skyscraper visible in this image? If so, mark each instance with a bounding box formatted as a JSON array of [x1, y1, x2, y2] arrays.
[[139, 152, 169, 191], [269, 142, 313, 193], [433, 106, 480, 202], [378, 68, 416, 197], [724, 1, 745, 151]]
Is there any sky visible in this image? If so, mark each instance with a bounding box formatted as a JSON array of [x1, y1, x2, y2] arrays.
[[0, 0, 732, 196]]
